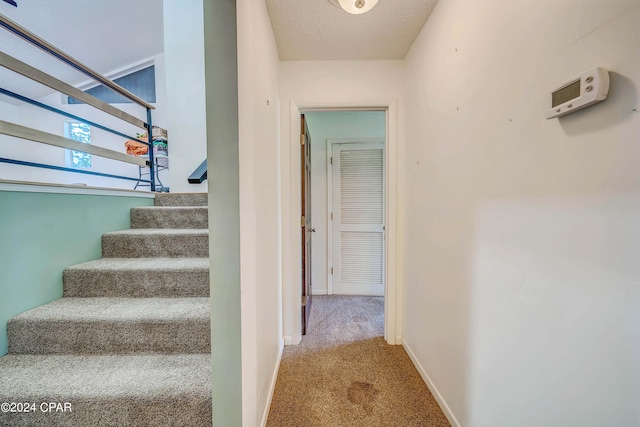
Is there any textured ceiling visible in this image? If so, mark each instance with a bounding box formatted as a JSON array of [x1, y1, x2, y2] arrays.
[[0, 0, 163, 103], [265, 0, 439, 61]]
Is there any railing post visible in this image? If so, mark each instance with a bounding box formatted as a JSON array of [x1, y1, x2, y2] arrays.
[[147, 108, 156, 192]]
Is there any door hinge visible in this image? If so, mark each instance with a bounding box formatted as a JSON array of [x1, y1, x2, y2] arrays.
[[301, 216, 305, 227], [330, 156, 333, 165], [330, 212, 333, 221], [330, 267, 333, 275], [302, 296, 308, 307], [300, 134, 305, 145]]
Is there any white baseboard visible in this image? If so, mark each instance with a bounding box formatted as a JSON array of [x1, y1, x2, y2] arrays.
[[283, 335, 301, 346], [260, 338, 285, 427], [402, 339, 461, 427]]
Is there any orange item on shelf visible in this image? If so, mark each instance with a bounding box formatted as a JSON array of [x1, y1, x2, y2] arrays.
[[125, 136, 148, 156]]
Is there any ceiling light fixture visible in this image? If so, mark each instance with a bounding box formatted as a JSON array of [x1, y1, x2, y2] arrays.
[[329, 0, 379, 15]]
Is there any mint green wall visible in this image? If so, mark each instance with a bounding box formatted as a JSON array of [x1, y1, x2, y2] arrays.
[[0, 190, 154, 356]]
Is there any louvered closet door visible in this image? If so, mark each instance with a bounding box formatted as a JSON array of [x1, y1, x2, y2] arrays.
[[331, 142, 384, 296]]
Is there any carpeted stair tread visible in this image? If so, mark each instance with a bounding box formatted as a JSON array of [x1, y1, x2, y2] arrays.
[[63, 258, 209, 298], [131, 206, 208, 229], [9, 297, 209, 321], [0, 354, 211, 426], [102, 229, 208, 258], [8, 298, 210, 354], [154, 193, 207, 207]]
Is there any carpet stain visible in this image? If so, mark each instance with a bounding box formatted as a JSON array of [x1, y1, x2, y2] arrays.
[[267, 297, 451, 426], [347, 381, 379, 415]]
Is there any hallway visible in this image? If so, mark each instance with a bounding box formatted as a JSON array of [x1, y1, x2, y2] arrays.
[[267, 296, 449, 426]]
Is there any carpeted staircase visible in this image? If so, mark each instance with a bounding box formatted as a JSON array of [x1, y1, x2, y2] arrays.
[[0, 193, 211, 426]]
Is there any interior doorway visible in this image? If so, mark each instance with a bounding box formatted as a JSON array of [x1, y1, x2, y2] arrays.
[[285, 102, 400, 346], [302, 111, 386, 334]]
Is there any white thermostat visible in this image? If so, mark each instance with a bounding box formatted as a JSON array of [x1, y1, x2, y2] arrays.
[[545, 67, 610, 119]]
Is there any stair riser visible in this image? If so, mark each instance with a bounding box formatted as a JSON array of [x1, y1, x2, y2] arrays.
[[8, 321, 210, 354], [154, 193, 208, 207], [63, 269, 210, 298], [102, 234, 208, 258], [130, 208, 208, 229]]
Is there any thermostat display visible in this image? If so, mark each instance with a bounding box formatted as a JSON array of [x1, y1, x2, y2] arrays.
[[552, 80, 581, 107], [545, 67, 610, 119]]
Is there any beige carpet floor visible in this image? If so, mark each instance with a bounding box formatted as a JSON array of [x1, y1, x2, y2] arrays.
[[266, 296, 450, 427]]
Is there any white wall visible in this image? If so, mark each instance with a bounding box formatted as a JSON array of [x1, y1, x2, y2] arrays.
[[163, 0, 207, 193], [403, 1, 640, 426], [0, 0, 207, 193], [237, 0, 283, 425], [0, 54, 167, 190], [304, 111, 385, 295], [279, 60, 404, 345]]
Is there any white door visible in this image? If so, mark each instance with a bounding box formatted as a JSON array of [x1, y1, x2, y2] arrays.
[[330, 142, 384, 296]]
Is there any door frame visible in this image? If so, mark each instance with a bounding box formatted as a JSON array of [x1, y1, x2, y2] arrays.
[[284, 100, 401, 346], [327, 138, 385, 296]]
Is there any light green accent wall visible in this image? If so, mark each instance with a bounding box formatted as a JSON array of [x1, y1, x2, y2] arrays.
[[305, 111, 386, 140], [203, 0, 242, 426], [0, 190, 153, 356]]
